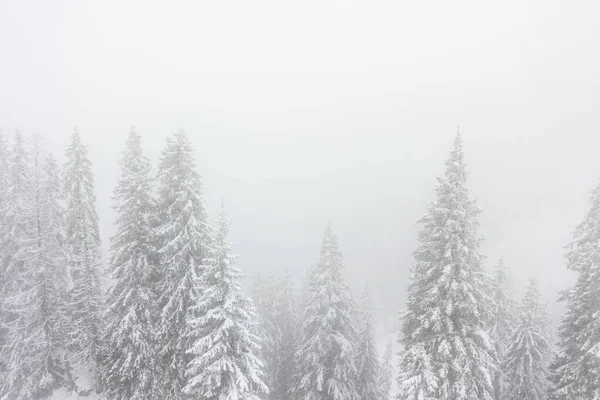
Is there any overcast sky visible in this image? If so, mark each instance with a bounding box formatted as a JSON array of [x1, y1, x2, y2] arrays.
[[1, 0, 599, 322]]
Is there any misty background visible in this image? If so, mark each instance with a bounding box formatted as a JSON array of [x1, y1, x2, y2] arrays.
[[2, 0, 600, 323]]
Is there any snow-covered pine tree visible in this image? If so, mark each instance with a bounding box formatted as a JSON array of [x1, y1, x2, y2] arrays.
[[504, 278, 552, 400], [154, 128, 211, 398], [63, 128, 104, 393], [103, 129, 160, 400], [295, 223, 359, 400], [549, 177, 600, 400], [183, 206, 268, 399], [356, 285, 384, 400], [397, 133, 497, 400], [490, 257, 518, 400], [253, 271, 298, 400], [379, 340, 394, 400]]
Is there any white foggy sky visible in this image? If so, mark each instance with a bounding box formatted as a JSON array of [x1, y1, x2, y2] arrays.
[[1, 0, 600, 317]]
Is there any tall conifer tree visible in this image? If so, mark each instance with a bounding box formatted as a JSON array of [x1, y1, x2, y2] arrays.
[[0, 132, 33, 399], [0, 136, 70, 399], [63, 128, 104, 392], [103, 129, 160, 400], [155, 129, 210, 398], [549, 177, 600, 399], [397, 133, 496, 400]]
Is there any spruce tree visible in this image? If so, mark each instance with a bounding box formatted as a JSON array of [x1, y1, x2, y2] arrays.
[[295, 223, 359, 400], [184, 207, 267, 399], [379, 340, 394, 400], [549, 177, 600, 399], [154, 128, 210, 398], [504, 279, 552, 400], [490, 257, 518, 400], [63, 128, 104, 392], [103, 129, 160, 400], [397, 133, 496, 400], [356, 285, 384, 400]]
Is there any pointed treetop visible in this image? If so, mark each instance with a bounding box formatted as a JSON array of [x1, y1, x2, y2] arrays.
[[444, 127, 467, 185], [71, 125, 81, 141]]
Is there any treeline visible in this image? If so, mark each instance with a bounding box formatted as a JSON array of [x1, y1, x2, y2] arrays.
[[0, 128, 598, 400]]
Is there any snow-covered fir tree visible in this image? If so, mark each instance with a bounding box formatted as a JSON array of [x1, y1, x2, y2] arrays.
[[504, 278, 552, 400], [0, 132, 33, 399], [184, 206, 268, 399], [295, 223, 359, 400], [38, 152, 72, 389], [549, 177, 600, 400], [397, 133, 497, 400], [154, 128, 211, 398], [63, 128, 104, 393], [490, 257, 518, 400], [0, 136, 71, 399], [355, 285, 385, 400], [253, 271, 298, 400], [379, 340, 394, 400], [0, 132, 29, 312], [103, 129, 160, 400]]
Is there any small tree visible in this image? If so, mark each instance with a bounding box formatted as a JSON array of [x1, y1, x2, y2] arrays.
[[294, 223, 359, 400], [490, 257, 518, 400], [356, 285, 385, 400], [379, 340, 394, 399], [504, 279, 552, 400], [253, 271, 298, 400]]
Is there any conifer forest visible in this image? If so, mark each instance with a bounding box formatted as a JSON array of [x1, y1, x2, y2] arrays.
[[0, 127, 597, 400], [2, 1, 600, 400]]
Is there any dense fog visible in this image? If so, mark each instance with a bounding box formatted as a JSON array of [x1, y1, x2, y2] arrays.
[[1, 1, 600, 399]]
